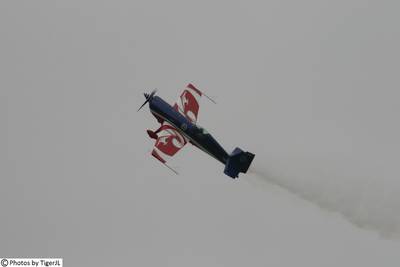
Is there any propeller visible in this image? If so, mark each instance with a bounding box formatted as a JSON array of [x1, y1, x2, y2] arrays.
[[137, 89, 157, 111]]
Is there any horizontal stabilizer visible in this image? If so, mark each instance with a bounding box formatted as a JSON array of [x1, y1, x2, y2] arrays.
[[224, 147, 255, 178]]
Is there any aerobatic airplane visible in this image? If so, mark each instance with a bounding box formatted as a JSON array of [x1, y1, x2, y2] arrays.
[[138, 83, 255, 178]]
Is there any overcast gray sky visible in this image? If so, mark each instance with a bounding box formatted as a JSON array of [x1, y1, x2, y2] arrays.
[[1, 1, 400, 266]]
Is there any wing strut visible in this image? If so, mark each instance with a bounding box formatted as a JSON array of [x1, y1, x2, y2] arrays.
[[163, 163, 179, 175], [203, 92, 216, 104]]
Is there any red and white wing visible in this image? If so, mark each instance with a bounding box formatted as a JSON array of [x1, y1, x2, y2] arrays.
[[151, 122, 187, 171], [173, 83, 202, 124]]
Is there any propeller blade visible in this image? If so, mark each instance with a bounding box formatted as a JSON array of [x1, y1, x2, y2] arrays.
[[137, 99, 149, 112], [149, 88, 157, 98], [137, 89, 157, 112]]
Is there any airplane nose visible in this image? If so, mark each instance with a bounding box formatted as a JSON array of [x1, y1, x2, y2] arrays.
[[138, 89, 157, 112]]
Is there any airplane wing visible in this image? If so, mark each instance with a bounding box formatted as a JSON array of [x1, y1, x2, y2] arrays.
[[173, 83, 203, 124], [151, 122, 187, 174]]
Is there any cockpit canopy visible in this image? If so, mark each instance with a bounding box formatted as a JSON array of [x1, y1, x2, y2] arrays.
[[196, 125, 209, 138], [198, 126, 209, 135]]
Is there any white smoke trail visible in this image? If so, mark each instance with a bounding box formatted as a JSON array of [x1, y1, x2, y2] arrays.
[[246, 163, 400, 239]]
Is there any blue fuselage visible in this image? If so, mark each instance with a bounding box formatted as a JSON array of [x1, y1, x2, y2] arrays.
[[149, 96, 229, 165]]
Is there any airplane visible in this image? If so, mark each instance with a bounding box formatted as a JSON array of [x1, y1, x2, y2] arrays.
[[138, 83, 255, 178]]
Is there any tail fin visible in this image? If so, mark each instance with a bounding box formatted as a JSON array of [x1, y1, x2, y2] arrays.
[[224, 147, 255, 179]]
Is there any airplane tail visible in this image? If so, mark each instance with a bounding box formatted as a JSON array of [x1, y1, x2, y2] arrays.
[[224, 147, 255, 178]]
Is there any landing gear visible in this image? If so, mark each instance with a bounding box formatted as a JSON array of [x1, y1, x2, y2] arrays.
[[147, 126, 162, 140], [147, 130, 158, 139]]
